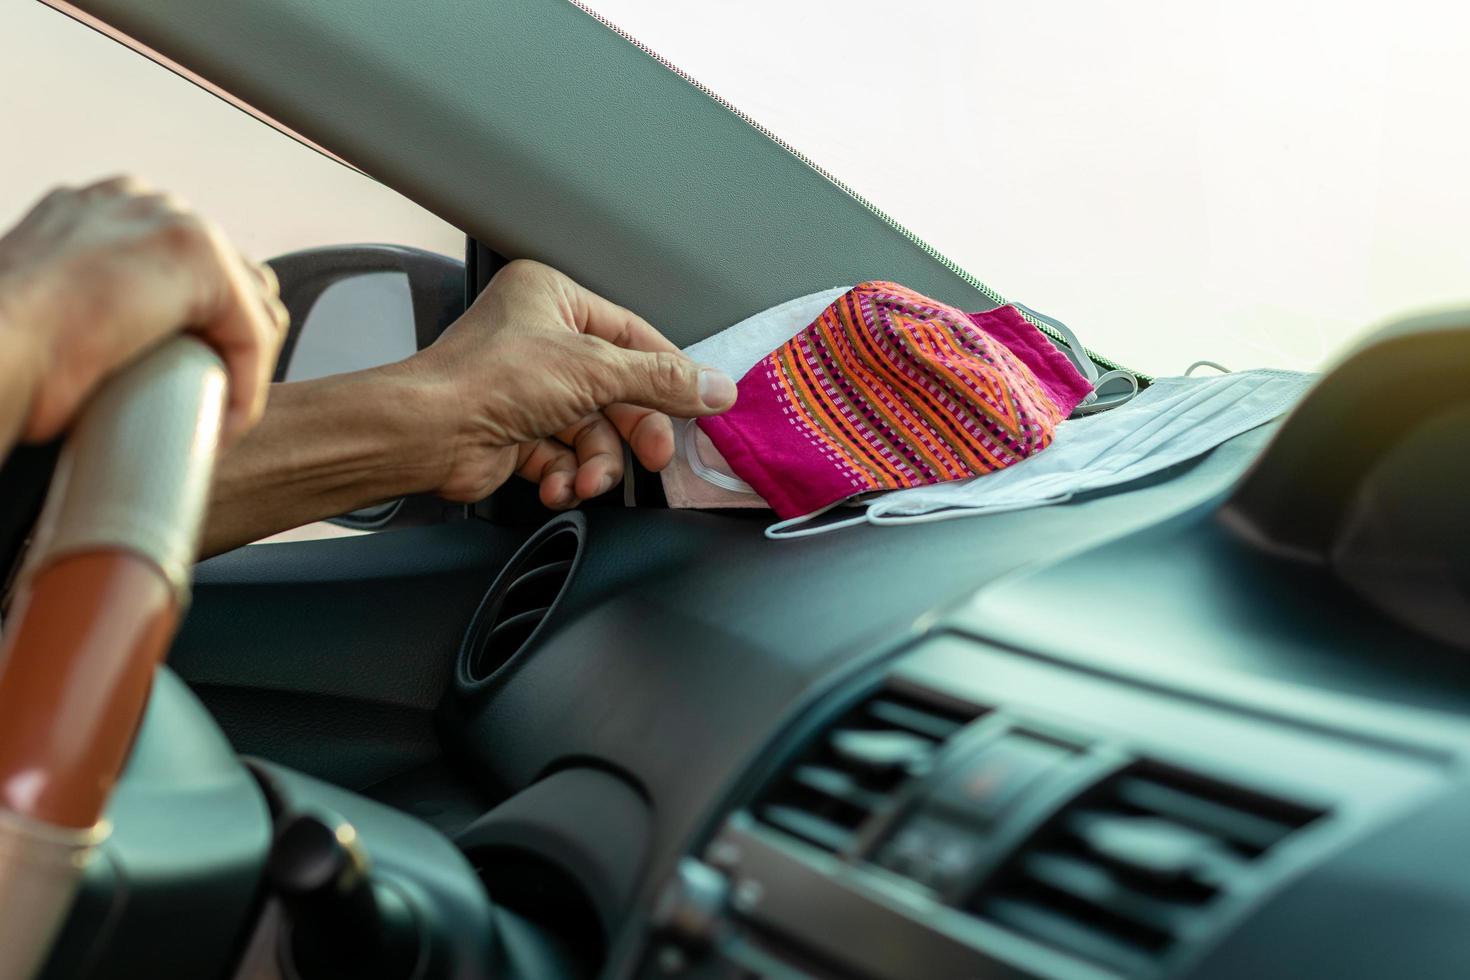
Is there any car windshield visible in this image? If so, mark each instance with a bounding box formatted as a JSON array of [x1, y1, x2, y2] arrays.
[[586, 1, 1470, 376]]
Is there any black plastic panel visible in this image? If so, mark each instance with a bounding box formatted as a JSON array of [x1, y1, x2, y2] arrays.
[[962, 505, 1470, 722], [164, 418, 1436, 980], [457, 766, 651, 944], [445, 424, 1281, 975], [674, 632, 1459, 980], [1224, 308, 1470, 563], [1190, 784, 1470, 979], [459, 513, 585, 689], [170, 521, 526, 790]]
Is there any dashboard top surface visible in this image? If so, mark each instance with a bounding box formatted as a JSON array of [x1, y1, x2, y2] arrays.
[[456, 426, 1287, 904]]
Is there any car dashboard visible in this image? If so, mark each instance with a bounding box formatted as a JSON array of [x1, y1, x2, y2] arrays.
[[648, 603, 1467, 980], [132, 400, 1470, 980], [443, 415, 1470, 980]]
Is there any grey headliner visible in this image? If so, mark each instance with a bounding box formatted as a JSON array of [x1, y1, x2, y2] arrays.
[[77, 0, 1006, 346]]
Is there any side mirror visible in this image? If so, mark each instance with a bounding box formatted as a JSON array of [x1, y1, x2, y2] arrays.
[[270, 244, 464, 382], [266, 244, 466, 530]]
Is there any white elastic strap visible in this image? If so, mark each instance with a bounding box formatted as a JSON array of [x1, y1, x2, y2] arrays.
[[1017, 303, 1138, 414], [683, 419, 757, 494], [1071, 368, 1141, 415], [1186, 360, 1233, 376], [765, 498, 871, 539]]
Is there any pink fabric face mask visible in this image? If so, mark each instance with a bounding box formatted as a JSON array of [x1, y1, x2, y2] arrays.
[[696, 282, 1091, 520]]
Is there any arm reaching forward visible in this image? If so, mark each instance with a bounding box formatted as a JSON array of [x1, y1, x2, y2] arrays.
[[202, 259, 736, 555]]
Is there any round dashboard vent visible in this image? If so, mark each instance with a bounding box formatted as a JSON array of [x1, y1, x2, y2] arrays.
[[459, 513, 584, 687]]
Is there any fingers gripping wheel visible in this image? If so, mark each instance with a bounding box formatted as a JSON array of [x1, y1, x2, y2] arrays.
[[457, 513, 584, 690], [19, 338, 227, 602], [0, 337, 227, 979]]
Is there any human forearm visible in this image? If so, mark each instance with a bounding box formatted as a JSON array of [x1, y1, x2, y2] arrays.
[[202, 361, 454, 556], [201, 259, 735, 557]]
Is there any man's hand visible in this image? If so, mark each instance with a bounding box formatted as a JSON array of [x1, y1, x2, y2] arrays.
[[204, 259, 737, 555], [0, 176, 287, 448], [409, 259, 737, 509]]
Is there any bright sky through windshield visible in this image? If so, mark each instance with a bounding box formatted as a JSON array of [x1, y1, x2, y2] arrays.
[[589, 0, 1470, 375]]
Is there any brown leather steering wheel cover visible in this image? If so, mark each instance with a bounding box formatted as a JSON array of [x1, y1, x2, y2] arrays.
[[0, 337, 223, 829], [0, 551, 178, 827], [0, 338, 225, 978]]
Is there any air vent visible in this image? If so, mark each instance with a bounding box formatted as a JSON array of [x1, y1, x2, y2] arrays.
[[975, 763, 1322, 976], [459, 514, 583, 686], [756, 689, 981, 855]]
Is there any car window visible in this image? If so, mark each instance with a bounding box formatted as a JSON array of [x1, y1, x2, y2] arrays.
[[0, 3, 464, 544], [584, 0, 1470, 376], [0, 3, 461, 269]]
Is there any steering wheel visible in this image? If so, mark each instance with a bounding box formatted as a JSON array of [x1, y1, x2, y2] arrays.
[[0, 338, 227, 978]]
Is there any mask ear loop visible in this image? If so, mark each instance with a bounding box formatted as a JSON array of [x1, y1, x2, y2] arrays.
[[1071, 368, 1140, 415], [1016, 303, 1139, 415], [1186, 360, 1232, 376], [683, 419, 758, 494], [684, 419, 868, 537], [765, 499, 871, 540]]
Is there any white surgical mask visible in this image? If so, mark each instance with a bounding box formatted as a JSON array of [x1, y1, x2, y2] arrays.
[[853, 368, 1315, 529]]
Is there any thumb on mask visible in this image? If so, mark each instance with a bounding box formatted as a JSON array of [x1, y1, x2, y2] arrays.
[[580, 339, 737, 417]]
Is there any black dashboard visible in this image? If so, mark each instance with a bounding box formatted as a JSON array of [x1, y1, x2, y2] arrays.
[[644, 610, 1470, 980], [85, 338, 1470, 980], [452, 403, 1470, 978]]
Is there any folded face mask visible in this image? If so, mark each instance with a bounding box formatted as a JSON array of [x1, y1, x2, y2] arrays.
[[659, 288, 1098, 511], [696, 282, 1089, 520], [863, 368, 1315, 526]]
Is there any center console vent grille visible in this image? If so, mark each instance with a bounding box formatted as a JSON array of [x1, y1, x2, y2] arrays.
[[459, 513, 583, 687], [975, 762, 1322, 976], [755, 688, 981, 855]]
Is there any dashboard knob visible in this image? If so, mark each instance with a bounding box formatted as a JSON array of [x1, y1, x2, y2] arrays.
[[267, 810, 421, 979], [651, 858, 731, 950]]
